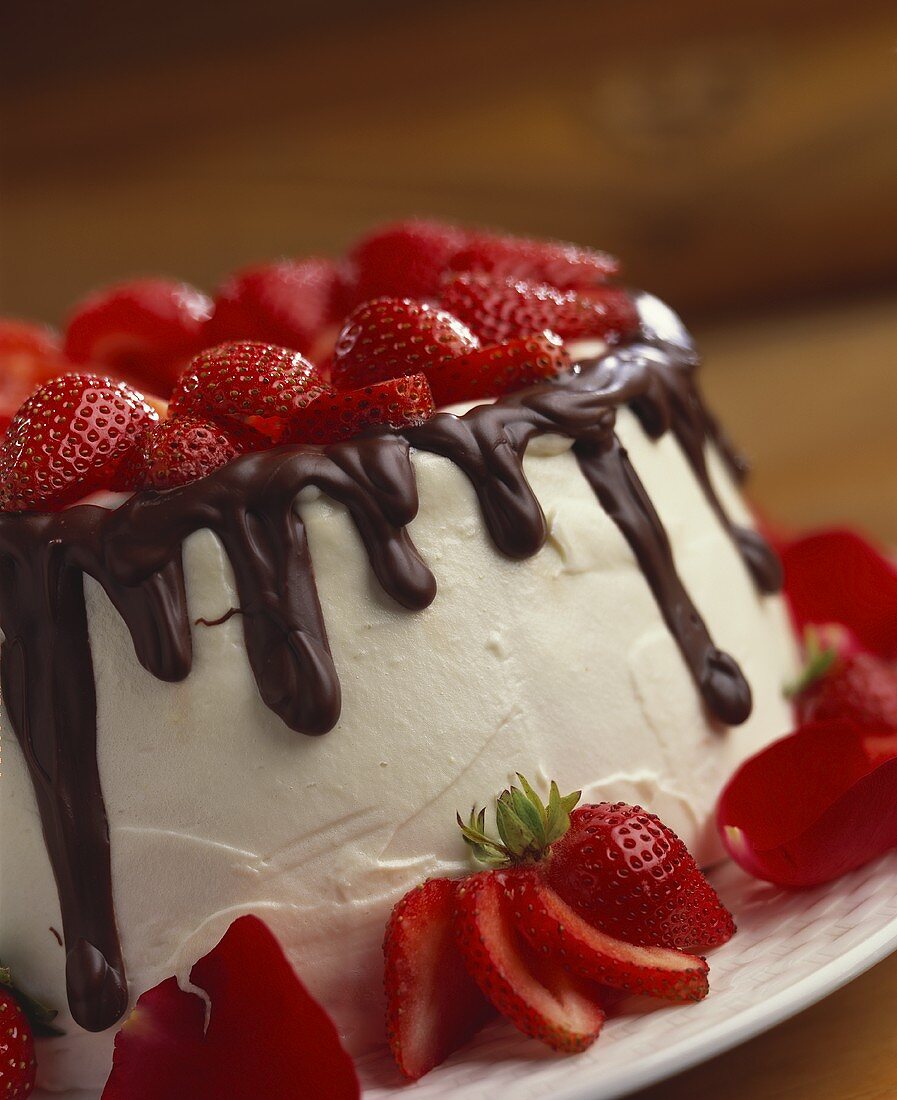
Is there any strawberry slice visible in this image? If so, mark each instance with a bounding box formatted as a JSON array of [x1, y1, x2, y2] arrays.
[[345, 220, 468, 306], [330, 297, 479, 392], [207, 258, 345, 356], [429, 333, 570, 406], [384, 878, 493, 1080], [102, 915, 359, 1100], [454, 871, 609, 1053], [0, 373, 159, 511], [545, 803, 735, 953], [448, 231, 618, 289], [0, 319, 68, 437], [503, 870, 709, 1002], [119, 415, 250, 491], [440, 273, 638, 346], [169, 341, 330, 442], [63, 279, 214, 397], [286, 373, 434, 445]]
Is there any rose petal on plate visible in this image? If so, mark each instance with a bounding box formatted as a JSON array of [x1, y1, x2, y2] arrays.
[[780, 528, 897, 659], [717, 720, 897, 887]]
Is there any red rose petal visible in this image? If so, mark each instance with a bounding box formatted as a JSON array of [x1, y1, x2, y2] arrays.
[[717, 720, 897, 887], [102, 915, 359, 1100], [781, 528, 897, 659]]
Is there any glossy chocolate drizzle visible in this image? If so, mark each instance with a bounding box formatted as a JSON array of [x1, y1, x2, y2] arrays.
[[0, 298, 781, 1032]]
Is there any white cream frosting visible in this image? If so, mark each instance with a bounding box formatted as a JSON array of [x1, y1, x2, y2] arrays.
[[0, 403, 798, 1092]]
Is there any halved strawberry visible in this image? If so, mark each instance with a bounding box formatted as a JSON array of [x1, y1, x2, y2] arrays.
[[169, 341, 330, 442], [454, 871, 608, 1053], [330, 297, 479, 392], [0, 319, 68, 437], [119, 415, 248, 491], [102, 915, 359, 1100], [285, 373, 434, 445], [448, 231, 618, 289], [207, 258, 344, 356], [440, 274, 638, 346], [0, 373, 159, 511], [546, 803, 735, 953], [384, 878, 492, 1080], [63, 279, 214, 396], [429, 333, 570, 406], [345, 220, 468, 306], [505, 869, 709, 1002]]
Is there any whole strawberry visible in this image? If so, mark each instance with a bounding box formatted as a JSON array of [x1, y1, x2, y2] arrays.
[[448, 231, 618, 289], [0, 373, 159, 511], [0, 992, 36, 1099], [794, 651, 897, 731], [345, 220, 468, 306]]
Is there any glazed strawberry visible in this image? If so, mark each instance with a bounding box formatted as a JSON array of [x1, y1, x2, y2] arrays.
[[384, 878, 492, 1080], [430, 333, 570, 406], [0, 320, 68, 436], [448, 231, 618, 289], [103, 915, 359, 1100], [208, 258, 344, 356], [169, 341, 330, 442], [345, 220, 468, 306], [330, 297, 479, 392], [453, 871, 608, 1053], [286, 373, 434, 445], [793, 651, 897, 731], [119, 415, 248, 491], [0, 373, 159, 511], [64, 279, 213, 396], [0, 992, 36, 1099], [546, 803, 735, 952], [440, 274, 639, 346]]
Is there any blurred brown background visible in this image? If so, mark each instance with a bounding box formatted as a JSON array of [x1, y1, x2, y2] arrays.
[[1, 4, 897, 1097], [1, 0, 895, 544]]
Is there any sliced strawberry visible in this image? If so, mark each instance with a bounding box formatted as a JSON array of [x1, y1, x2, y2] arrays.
[[545, 803, 735, 953], [439, 273, 638, 346], [286, 373, 434, 445], [63, 279, 213, 397], [448, 231, 618, 289], [119, 415, 248, 491], [102, 915, 359, 1100], [207, 258, 344, 356], [384, 878, 492, 1080], [330, 297, 479, 392], [169, 341, 330, 442], [0, 373, 159, 511], [429, 333, 570, 406], [453, 871, 608, 1053], [345, 220, 468, 306], [505, 870, 709, 1001], [0, 319, 68, 437], [0, 991, 36, 1099]]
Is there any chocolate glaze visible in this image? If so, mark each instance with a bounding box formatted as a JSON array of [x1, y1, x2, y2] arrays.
[[0, 300, 780, 1032]]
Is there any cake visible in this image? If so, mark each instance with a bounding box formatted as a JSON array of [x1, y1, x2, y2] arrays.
[[0, 222, 798, 1093]]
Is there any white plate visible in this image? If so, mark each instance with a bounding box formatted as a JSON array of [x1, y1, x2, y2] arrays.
[[36, 853, 897, 1100]]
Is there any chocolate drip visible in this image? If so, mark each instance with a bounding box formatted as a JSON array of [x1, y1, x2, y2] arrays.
[[0, 322, 781, 1032]]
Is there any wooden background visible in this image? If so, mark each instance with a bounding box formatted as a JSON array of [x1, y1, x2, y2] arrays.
[[1, 3, 896, 1094]]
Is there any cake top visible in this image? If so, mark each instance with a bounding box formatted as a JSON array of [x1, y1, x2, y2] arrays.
[[0, 220, 641, 513]]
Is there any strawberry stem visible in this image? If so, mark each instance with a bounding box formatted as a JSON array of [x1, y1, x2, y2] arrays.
[[784, 626, 838, 699]]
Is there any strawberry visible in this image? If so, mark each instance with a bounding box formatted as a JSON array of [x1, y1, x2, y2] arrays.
[[792, 650, 897, 731], [453, 871, 608, 1053], [429, 333, 571, 406], [0, 992, 36, 1099], [0, 373, 159, 511], [330, 297, 479, 392], [460, 777, 734, 954], [207, 258, 344, 356], [0, 320, 68, 436], [439, 273, 639, 346], [103, 915, 359, 1100], [448, 231, 618, 289], [384, 878, 492, 1080], [63, 279, 214, 396], [285, 373, 434, 445], [119, 415, 249, 491], [345, 220, 468, 306], [169, 341, 330, 442]]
